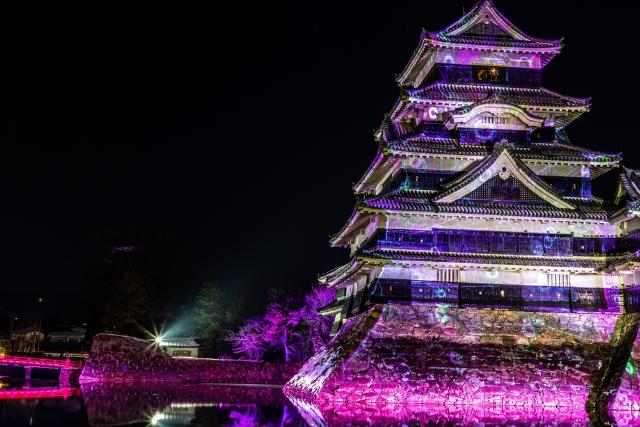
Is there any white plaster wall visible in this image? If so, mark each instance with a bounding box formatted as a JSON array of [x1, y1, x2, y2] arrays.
[[520, 270, 549, 286], [401, 157, 475, 171], [570, 274, 604, 289], [525, 163, 588, 178], [379, 266, 437, 281]]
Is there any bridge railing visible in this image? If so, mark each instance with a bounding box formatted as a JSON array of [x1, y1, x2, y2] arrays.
[[0, 355, 83, 369]]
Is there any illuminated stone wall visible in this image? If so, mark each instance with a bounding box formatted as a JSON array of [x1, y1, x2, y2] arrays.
[[80, 334, 300, 385], [286, 304, 640, 410]]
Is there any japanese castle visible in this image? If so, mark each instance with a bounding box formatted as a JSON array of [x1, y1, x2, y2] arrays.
[[285, 1, 640, 412], [317, 0, 640, 330]]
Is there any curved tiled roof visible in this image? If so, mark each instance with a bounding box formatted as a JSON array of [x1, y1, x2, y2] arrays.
[[396, 0, 561, 86], [359, 248, 605, 269], [513, 143, 620, 163], [408, 83, 590, 108], [434, 144, 571, 209], [431, 0, 561, 49], [384, 139, 489, 157], [364, 189, 435, 211], [425, 33, 561, 49], [362, 189, 614, 220], [384, 139, 621, 164]]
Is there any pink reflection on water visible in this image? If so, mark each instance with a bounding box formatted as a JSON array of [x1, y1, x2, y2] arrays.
[[289, 398, 640, 426]]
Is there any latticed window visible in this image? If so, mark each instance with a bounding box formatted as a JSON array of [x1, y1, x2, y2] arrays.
[[464, 175, 542, 203], [437, 268, 460, 283], [374, 228, 639, 256], [547, 273, 570, 287], [377, 228, 576, 256]]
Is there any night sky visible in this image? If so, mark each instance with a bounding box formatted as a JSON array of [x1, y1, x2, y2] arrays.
[[2, 1, 637, 320]]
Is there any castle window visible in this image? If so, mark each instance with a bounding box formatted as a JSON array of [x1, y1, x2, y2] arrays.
[[473, 65, 507, 84]]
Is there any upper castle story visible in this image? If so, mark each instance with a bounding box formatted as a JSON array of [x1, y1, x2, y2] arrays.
[[382, 0, 590, 145]]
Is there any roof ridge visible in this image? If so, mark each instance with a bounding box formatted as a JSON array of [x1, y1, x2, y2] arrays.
[[540, 87, 591, 104], [433, 0, 561, 45]]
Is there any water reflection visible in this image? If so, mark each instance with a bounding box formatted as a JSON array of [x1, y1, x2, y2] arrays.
[[3, 382, 640, 426], [81, 382, 305, 426]]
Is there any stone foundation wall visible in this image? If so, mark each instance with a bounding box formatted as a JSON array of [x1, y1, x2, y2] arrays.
[[80, 334, 300, 385], [286, 303, 640, 410]]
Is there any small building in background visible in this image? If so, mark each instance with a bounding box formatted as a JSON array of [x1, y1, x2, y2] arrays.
[[0, 332, 9, 355], [160, 338, 199, 358], [44, 327, 88, 358], [10, 326, 45, 353]]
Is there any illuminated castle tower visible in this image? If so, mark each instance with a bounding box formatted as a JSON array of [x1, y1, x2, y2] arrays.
[[286, 0, 640, 416]]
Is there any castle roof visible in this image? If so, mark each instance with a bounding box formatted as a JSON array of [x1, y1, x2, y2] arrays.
[[397, 0, 562, 87], [362, 189, 614, 221], [433, 143, 572, 208], [388, 83, 591, 128], [384, 140, 620, 166], [319, 1, 634, 298], [407, 83, 590, 109], [433, 0, 560, 47], [360, 247, 606, 270]]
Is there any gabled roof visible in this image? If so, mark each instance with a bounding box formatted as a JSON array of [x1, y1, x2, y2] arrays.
[[397, 0, 562, 87], [444, 100, 547, 131], [433, 0, 560, 46], [433, 142, 574, 209]]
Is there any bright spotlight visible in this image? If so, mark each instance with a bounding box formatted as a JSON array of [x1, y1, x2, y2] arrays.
[[150, 412, 164, 425]]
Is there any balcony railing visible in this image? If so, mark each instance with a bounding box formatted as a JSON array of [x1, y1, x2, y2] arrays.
[[372, 228, 636, 257], [367, 279, 623, 313]]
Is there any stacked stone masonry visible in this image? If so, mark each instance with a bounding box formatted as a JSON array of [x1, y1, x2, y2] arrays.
[[285, 304, 640, 410], [80, 334, 301, 385]]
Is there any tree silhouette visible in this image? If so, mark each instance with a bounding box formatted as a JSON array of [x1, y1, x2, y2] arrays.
[[230, 285, 335, 362], [194, 282, 239, 356], [101, 271, 151, 336]]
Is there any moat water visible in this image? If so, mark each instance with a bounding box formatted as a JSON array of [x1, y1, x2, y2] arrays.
[[2, 380, 640, 426]]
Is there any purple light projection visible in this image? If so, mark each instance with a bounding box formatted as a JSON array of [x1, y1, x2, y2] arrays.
[[289, 0, 640, 419], [285, 304, 640, 412], [291, 400, 640, 426]]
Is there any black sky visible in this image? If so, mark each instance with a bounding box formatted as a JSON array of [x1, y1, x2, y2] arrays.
[[1, 1, 637, 318]]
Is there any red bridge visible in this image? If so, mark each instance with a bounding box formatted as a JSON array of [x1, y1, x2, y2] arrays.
[[0, 356, 83, 386], [0, 387, 80, 400]]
